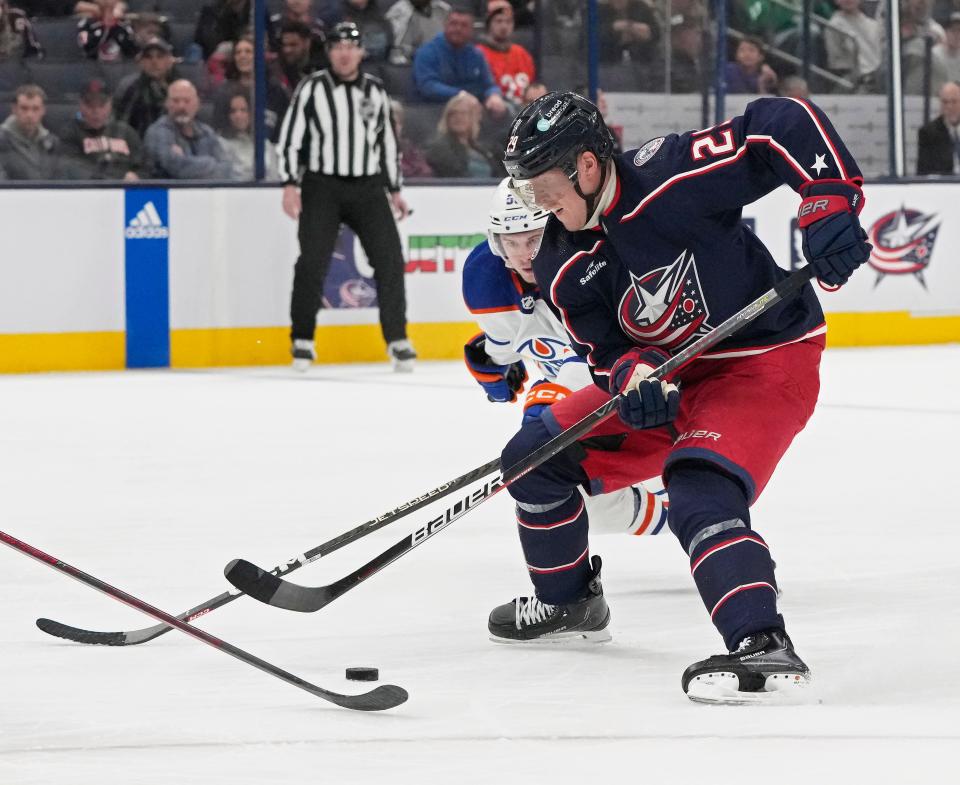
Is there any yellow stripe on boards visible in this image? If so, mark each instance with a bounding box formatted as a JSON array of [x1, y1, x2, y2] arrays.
[[2, 314, 958, 374], [170, 322, 480, 367], [0, 332, 125, 374], [825, 312, 960, 347]]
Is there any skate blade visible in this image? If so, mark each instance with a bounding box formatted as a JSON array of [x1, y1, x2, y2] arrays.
[[489, 628, 612, 646], [686, 672, 814, 705], [391, 359, 415, 373], [292, 359, 312, 372]]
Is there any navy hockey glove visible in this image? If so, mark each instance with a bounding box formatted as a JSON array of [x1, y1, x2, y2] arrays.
[[522, 380, 572, 426], [798, 180, 872, 288], [610, 347, 680, 430], [464, 332, 528, 403]]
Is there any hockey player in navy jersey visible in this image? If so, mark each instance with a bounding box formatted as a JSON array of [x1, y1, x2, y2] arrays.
[[462, 178, 668, 539], [488, 92, 872, 703]]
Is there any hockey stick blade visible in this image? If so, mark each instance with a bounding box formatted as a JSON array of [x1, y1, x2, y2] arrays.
[[35, 590, 238, 646], [224, 267, 817, 614], [34, 456, 502, 646], [2, 530, 407, 711], [225, 558, 331, 612]]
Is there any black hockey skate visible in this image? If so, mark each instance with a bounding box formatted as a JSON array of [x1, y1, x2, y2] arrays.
[[488, 556, 611, 644], [682, 629, 811, 705]]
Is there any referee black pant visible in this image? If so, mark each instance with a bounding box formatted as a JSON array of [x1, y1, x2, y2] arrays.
[[290, 172, 408, 345]]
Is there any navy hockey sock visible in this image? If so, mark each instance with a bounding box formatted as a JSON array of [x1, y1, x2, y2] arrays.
[[516, 493, 591, 605], [668, 463, 782, 650]]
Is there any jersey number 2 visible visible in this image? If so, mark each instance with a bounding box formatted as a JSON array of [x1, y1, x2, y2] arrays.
[[691, 129, 735, 161]]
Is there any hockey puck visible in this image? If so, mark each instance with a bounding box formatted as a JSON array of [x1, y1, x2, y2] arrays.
[[345, 667, 379, 682]]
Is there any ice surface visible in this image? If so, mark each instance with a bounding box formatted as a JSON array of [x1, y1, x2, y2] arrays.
[[1, 347, 958, 784]]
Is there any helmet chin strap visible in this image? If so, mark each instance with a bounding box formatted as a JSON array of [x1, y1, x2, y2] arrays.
[[573, 160, 609, 228]]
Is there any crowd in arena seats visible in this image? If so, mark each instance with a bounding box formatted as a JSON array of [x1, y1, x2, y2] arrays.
[[2, 0, 960, 182]]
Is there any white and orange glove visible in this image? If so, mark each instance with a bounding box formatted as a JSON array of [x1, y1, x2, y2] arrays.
[[522, 380, 572, 425]]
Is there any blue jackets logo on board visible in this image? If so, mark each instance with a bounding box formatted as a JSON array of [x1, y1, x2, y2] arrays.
[[866, 206, 940, 289]]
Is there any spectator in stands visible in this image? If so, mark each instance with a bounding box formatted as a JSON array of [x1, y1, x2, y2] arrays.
[[145, 79, 233, 179], [277, 20, 326, 89], [129, 12, 172, 52], [665, 15, 706, 93], [195, 0, 251, 60], [413, 6, 507, 117], [824, 0, 882, 87], [212, 34, 289, 142], [115, 37, 178, 139], [779, 74, 811, 98], [77, 0, 139, 62], [268, 0, 327, 50], [0, 85, 64, 180], [724, 37, 778, 93], [917, 80, 960, 173], [213, 84, 278, 180], [901, 10, 949, 93], [0, 0, 42, 60], [729, 0, 798, 41], [905, 0, 946, 41], [476, 1, 535, 106], [521, 81, 547, 104], [425, 90, 502, 177], [337, 0, 394, 62], [60, 79, 144, 180], [386, 0, 449, 65], [933, 12, 960, 84], [598, 0, 660, 69], [391, 98, 433, 177]]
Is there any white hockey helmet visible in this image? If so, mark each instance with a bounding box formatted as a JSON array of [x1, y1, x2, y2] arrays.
[[487, 177, 550, 259]]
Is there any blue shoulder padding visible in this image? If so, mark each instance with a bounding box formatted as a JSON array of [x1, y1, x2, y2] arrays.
[[462, 242, 523, 314]]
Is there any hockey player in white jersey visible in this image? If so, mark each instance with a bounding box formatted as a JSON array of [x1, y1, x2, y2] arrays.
[[462, 179, 668, 539]]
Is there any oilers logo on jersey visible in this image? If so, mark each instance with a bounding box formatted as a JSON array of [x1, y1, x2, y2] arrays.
[[517, 335, 574, 378], [617, 249, 712, 351]]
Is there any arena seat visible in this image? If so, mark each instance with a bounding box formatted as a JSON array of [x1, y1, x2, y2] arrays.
[[380, 63, 413, 100], [43, 101, 78, 136], [0, 61, 29, 97], [155, 0, 203, 21], [32, 18, 82, 62], [167, 21, 198, 56], [25, 60, 102, 99], [99, 61, 141, 92]]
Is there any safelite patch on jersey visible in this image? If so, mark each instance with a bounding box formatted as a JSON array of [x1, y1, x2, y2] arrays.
[[633, 136, 664, 168]]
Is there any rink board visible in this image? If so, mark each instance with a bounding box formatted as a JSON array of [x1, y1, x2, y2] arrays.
[[0, 182, 957, 373]]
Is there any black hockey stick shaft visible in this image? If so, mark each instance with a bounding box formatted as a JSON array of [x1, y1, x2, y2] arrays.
[[225, 266, 816, 613], [35, 455, 502, 646], [502, 265, 817, 484], [2, 530, 407, 711]]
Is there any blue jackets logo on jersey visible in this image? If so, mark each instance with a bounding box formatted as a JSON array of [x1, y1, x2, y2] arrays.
[[633, 136, 664, 168], [617, 249, 712, 350], [866, 206, 940, 289]]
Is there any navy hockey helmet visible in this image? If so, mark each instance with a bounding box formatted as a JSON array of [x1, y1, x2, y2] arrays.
[[503, 91, 615, 182], [503, 91, 615, 217], [327, 21, 362, 47]]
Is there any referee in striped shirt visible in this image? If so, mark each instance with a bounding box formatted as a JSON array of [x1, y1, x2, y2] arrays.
[[278, 22, 416, 372]]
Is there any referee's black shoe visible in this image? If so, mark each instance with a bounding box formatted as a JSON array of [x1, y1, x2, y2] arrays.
[[387, 339, 416, 372], [292, 339, 315, 372]]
